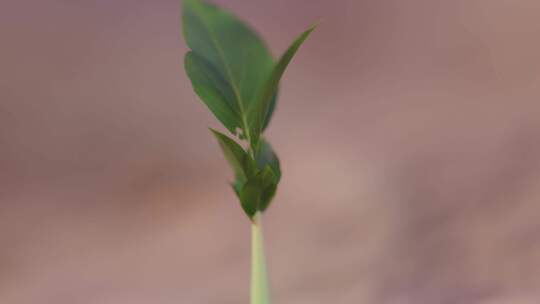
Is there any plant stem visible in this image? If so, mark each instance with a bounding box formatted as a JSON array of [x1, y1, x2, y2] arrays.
[[251, 211, 270, 304]]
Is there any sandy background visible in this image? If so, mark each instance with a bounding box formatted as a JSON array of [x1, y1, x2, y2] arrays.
[[2, 0, 540, 303]]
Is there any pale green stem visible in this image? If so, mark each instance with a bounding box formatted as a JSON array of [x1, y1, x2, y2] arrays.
[[251, 211, 270, 304]]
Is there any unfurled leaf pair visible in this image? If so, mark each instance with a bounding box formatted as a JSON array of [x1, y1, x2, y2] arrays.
[[183, 0, 314, 219]]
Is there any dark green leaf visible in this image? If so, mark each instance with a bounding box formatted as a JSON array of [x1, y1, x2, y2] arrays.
[[236, 178, 260, 218], [183, 0, 275, 138], [234, 165, 278, 218], [210, 129, 255, 182], [259, 166, 278, 211], [249, 26, 316, 145], [210, 130, 279, 219], [256, 139, 281, 182], [185, 52, 241, 133]]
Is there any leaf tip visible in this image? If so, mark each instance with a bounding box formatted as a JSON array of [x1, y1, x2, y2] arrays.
[[302, 23, 317, 40], [308, 23, 319, 32], [208, 127, 221, 137]]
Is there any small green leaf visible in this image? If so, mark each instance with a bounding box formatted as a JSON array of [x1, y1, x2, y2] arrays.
[[234, 165, 278, 218], [256, 139, 281, 182], [185, 52, 241, 133], [210, 129, 255, 182], [210, 130, 280, 218], [249, 26, 316, 145], [183, 0, 275, 138], [259, 166, 278, 212], [237, 178, 260, 218]]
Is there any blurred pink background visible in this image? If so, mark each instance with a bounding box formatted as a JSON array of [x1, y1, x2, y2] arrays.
[[2, 0, 540, 303]]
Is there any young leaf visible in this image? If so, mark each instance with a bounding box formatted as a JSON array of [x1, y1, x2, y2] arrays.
[[210, 129, 255, 182], [258, 166, 278, 212], [183, 0, 275, 138], [249, 26, 316, 146], [211, 129, 281, 219], [185, 52, 241, 134], [236, 178, 261, 218], [234, 165, 278, 219], [256, 139, 281, 182]]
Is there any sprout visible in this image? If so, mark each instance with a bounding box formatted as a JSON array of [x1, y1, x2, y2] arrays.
[[182, 1, 314, 302]]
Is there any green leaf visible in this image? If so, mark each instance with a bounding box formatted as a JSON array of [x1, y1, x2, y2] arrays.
[[185, 52, 241, 134], [210, 129, 255, 182], [256, 139, 281, 182], [183, 0, 275, 139], [234, 165, 278, 218], [261, 92, 278, 132], [210, 130, 280, 218], [236, 178, 260, 218], [249, 26, 316, 145], [258, 166, 278, 212]]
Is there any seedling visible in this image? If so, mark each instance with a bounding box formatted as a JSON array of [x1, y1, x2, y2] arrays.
[[182, 1, 314, 303]]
